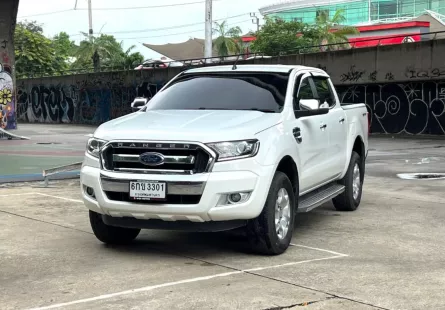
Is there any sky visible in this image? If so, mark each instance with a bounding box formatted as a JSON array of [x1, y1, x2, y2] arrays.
[[17, 0, 279, 60]]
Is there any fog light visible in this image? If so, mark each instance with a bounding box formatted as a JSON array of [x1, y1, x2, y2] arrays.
[[85, 186, 95, 197], [228, 193, 242, 204], [226, 192, 250, 205]]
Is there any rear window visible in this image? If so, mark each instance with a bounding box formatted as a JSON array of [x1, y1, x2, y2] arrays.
[[146, 72, 290, 113]]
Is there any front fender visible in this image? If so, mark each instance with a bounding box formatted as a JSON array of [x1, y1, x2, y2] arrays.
[[254, 124, 301, 177]]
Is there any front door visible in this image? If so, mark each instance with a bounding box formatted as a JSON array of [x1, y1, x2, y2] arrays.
[[288, 71, 331, 193]]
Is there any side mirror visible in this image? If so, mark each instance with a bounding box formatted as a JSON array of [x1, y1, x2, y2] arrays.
[[299, 99, 320, 110], [294, 108, 329, 119], [131, 97, 148, 112]]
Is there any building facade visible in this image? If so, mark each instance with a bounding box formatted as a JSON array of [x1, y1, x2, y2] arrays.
[[260, 0, 445, 26]]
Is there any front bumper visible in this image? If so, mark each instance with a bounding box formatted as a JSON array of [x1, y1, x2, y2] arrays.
[[80, 162, 275, 223]]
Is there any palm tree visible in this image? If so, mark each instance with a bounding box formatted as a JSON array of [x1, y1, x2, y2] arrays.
[[314, 9, 359, 51], [74, 33, 122, 71], [111, 43, 144, 69], [212, 21, 243, 58]]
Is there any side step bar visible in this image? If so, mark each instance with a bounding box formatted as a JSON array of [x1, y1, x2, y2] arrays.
[[298, 183, 345, 213]]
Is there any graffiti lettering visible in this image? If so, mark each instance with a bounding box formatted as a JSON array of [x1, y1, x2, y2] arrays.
[[340, 65, 365, 82], [368, 71, 377, 82], [17, 79, 165, 125], [338, 82, 445, 135], [385, 72, 394, 81], [1, 40, 7, 49], [406, 67, 445, 79]]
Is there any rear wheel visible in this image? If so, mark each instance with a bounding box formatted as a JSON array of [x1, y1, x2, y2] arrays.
[[333, 151, 363, 211], [89, 211, 141, 244], [246, 172, 296, 255]]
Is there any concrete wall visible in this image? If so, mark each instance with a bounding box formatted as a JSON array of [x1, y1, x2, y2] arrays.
[[0, 0, 19, 130], [16, 38, 445, 134]]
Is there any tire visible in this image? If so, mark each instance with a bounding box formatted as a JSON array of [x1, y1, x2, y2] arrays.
[[333, 151, 363, 211], [246, 171, 296, 255], [89, 211, 141, 245]]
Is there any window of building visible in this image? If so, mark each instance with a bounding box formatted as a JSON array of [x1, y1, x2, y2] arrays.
[[379, 0, 397, 18]]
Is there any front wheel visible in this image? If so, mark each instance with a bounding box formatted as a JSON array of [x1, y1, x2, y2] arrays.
[[89, 211, 141, 245], [246, 172, 296, 255], [333, 151, 363, 211]]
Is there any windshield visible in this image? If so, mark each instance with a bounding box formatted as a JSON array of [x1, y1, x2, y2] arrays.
[[145, 72, 290, 113]]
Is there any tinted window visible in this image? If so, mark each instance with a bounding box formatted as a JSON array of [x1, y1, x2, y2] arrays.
[[312, 77, 336, 107], [297, 77, 314, 100], [146, 73, 289, 113]]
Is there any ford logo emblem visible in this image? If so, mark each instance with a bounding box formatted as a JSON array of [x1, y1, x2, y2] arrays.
[[139, 152, 165, 166]]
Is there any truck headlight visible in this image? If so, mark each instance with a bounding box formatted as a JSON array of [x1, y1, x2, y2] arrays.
[[207, 140, 260, 161], [86, 138, 107, 158]]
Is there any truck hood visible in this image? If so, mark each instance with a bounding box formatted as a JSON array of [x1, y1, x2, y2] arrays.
[[94, 110, 282, 143]]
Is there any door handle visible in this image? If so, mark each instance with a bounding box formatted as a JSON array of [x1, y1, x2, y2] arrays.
[[320, 123, 327, 130], [339, 117, 345, 124], [293, 127, 302, 143]]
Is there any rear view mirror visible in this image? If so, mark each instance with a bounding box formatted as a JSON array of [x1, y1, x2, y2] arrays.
[[300, 99, 320, 110], [131, 97, 148, 112]]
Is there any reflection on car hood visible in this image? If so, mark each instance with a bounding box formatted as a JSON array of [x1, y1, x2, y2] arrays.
[[94, 109, 282, 143]]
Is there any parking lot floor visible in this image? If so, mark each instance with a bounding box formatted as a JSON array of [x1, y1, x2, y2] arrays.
[[1, 135, 445, 310]]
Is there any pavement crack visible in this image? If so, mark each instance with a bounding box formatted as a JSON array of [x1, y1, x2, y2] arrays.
[[262, 297, 337, 309], [0, 209, 92, 235], [154, 249, 391, 310]]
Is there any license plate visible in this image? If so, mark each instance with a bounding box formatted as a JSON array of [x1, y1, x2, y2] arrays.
[[129, 181, 167, 200]]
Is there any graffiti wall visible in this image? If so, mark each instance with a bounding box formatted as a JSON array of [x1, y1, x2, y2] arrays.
[[338, 82, 445, 135], [0, 50, 15, 130], [16, 73, 169, 125]]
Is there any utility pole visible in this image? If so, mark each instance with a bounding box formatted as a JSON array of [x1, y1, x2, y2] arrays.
[[204, 0, 212, 63], [88, 0, 93, 38], [251, 12, 260, 33]]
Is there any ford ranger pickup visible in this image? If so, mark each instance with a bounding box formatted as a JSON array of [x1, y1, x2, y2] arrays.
[[81, 65, 369, 255]]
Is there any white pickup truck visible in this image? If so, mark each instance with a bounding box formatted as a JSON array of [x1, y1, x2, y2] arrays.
[[81, 65, 369, 255]]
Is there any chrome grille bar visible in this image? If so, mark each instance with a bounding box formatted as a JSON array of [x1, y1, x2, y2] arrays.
[[114, 168, 194, 175], [113, 154, 195, 164]]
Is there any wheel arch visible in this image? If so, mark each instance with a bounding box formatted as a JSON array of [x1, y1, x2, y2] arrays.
[[350, 135, 366, 179], [341, 135, 366, 178], [275, 155, 299, 198]]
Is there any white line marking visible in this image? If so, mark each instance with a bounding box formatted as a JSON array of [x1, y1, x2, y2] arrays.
[[35, 193, 83, 203], [28, 255, 347, 310], [28, 271, 243, 310], [290, 244, 349, 257], [244, 255, 345, 272], [0, 193, 34, 197]]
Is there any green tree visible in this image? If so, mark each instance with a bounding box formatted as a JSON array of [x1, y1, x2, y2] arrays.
[[14, 21, 58, 78], [250, 18, 316, 56], [313, 9, 359, 51], [212, 21, 243, 57], [72, 33, 123, 72], [17, 19, 44, 33], [111, 43, 145, 69], [52, 32, 77, 72]]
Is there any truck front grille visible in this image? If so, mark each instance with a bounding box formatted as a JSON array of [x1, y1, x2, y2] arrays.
[[100, 141, 215, 175]]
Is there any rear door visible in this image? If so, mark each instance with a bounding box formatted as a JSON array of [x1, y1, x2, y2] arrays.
[[289, 71, 331, 193], [311, 73, 348, 178]]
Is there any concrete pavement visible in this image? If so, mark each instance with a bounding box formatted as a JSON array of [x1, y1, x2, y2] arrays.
[[1, 135, 445, 309]]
